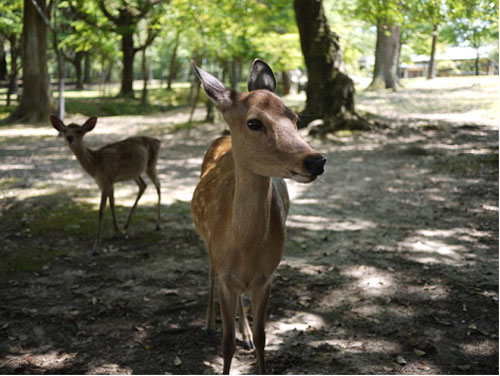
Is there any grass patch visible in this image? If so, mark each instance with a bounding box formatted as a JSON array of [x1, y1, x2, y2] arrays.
[[28, 199, 97, 236], [435, 152, 499, 178], [1, 246, 69, 274], [65, 86, 191, 117], [0, 177, 21, 189]]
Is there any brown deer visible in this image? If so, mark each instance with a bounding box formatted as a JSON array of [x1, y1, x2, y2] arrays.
[[50, 116, 161, 253], [191, 60, 326, 374]]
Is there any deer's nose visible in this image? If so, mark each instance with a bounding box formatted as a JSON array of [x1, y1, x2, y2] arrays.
[[66, 135, 74, 143], [304, 155, 326, 176]]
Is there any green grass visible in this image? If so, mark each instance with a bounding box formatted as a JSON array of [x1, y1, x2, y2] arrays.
[[64, 86, 192, 117], [0, 83, 193, 118]]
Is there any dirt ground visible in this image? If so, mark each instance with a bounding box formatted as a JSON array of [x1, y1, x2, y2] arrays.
[[0, 79, 498, 374]]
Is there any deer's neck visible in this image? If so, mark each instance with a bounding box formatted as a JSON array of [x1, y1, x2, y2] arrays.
[[232, 162, 272, 246], [69, 142, 97, 177]]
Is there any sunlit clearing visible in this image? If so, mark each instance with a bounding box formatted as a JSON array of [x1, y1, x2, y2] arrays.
[[0, 127, 56, 137]]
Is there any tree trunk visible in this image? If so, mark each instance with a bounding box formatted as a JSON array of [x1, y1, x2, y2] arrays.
[[2, 0, 54, 123], [427, 23, 438, 79], [140, 48, 149, 105], [74, 51, 84, 89], [281, 71, 291, 95], [294, 0, 364, 132], [205, 99, 214, 123], [120, 30, 136, 97], [0, 37, 7, 81], [368, 19, 400, 91], [84, 51, 92, 84], [166, 36, 179, 90], [229, 58, 240, 91], [6, 35, 20, 106]]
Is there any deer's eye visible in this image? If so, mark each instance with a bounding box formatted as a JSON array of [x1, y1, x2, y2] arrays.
[[247, 119, 263, 131]]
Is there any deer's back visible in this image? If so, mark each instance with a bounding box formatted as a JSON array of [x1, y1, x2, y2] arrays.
[[93, 136, 160, 183]]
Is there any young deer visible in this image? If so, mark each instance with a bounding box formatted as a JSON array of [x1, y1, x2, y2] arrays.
[[50, 116, 161, 253], [191, 60, 326, 374]]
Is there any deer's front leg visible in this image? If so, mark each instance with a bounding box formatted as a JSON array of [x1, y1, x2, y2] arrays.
[[206, 261, 217, 335], [251, 282, 271, 375], [93, 189, 108, 253], [218, 278, 238, 375], [108, 187, 120, 237]]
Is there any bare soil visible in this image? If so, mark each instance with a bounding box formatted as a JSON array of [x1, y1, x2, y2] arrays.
[[0, 85, 498, 374]]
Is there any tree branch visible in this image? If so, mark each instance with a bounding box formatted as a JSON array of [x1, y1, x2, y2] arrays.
[[97, 0, 119, 24]]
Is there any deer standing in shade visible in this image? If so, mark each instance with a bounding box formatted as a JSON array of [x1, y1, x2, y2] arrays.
[[190, 60, 326, 374], [51, 116, 161, 253]]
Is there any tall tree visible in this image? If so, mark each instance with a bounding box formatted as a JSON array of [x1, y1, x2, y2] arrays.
[[97, 0, 161, 97], [355, 0, 403, 90], [369, 20, 401, 90], [72, 0, 162, 97], [443, 0, 499, 75], [0, 0, 23, 106], [294, 0, 365, 132], [2, 0, 55, 123]]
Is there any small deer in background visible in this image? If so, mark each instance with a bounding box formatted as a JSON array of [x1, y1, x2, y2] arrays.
[[51, 116, 161, 253], [191, 60, 326, 374]]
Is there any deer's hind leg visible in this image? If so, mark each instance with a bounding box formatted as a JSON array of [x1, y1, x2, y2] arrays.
[[206, 261, 216, 335], [146, 166, 161, 231], [124, 177, 147, 230], [237, 296, 254, 350]]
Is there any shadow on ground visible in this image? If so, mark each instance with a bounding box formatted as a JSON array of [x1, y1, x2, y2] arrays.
[[0, 111, 497, 374]]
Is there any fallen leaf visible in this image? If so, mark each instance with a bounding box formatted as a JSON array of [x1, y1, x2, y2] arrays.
[[298, 300, 310, 307], [414, 349, 426, 356], [383, 366, 393, 372], [462, 303, 467, 312], [468, 323, 477, 330], [173, 355, 182, 366], [396, 355, 407, 365]]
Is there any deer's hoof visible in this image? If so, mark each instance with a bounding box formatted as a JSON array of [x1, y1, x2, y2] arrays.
[[240, 339, 255, 350]]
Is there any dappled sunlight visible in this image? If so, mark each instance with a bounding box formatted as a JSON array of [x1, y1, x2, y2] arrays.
[[460, 340, 498, 356], [308, 338, 402, 355], [1, 350, 77, 372], [342, 265, 395, 297], [267, 311, 325, 351], [399, 227, 487, 266], [87, 363, 133, 374]]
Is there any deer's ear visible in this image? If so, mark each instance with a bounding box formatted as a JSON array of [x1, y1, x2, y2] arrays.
[[192, 62, 234, 111], [82, 116, 97, 132], [248, 59, 276, 93], [50, 115, 66, 132]]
